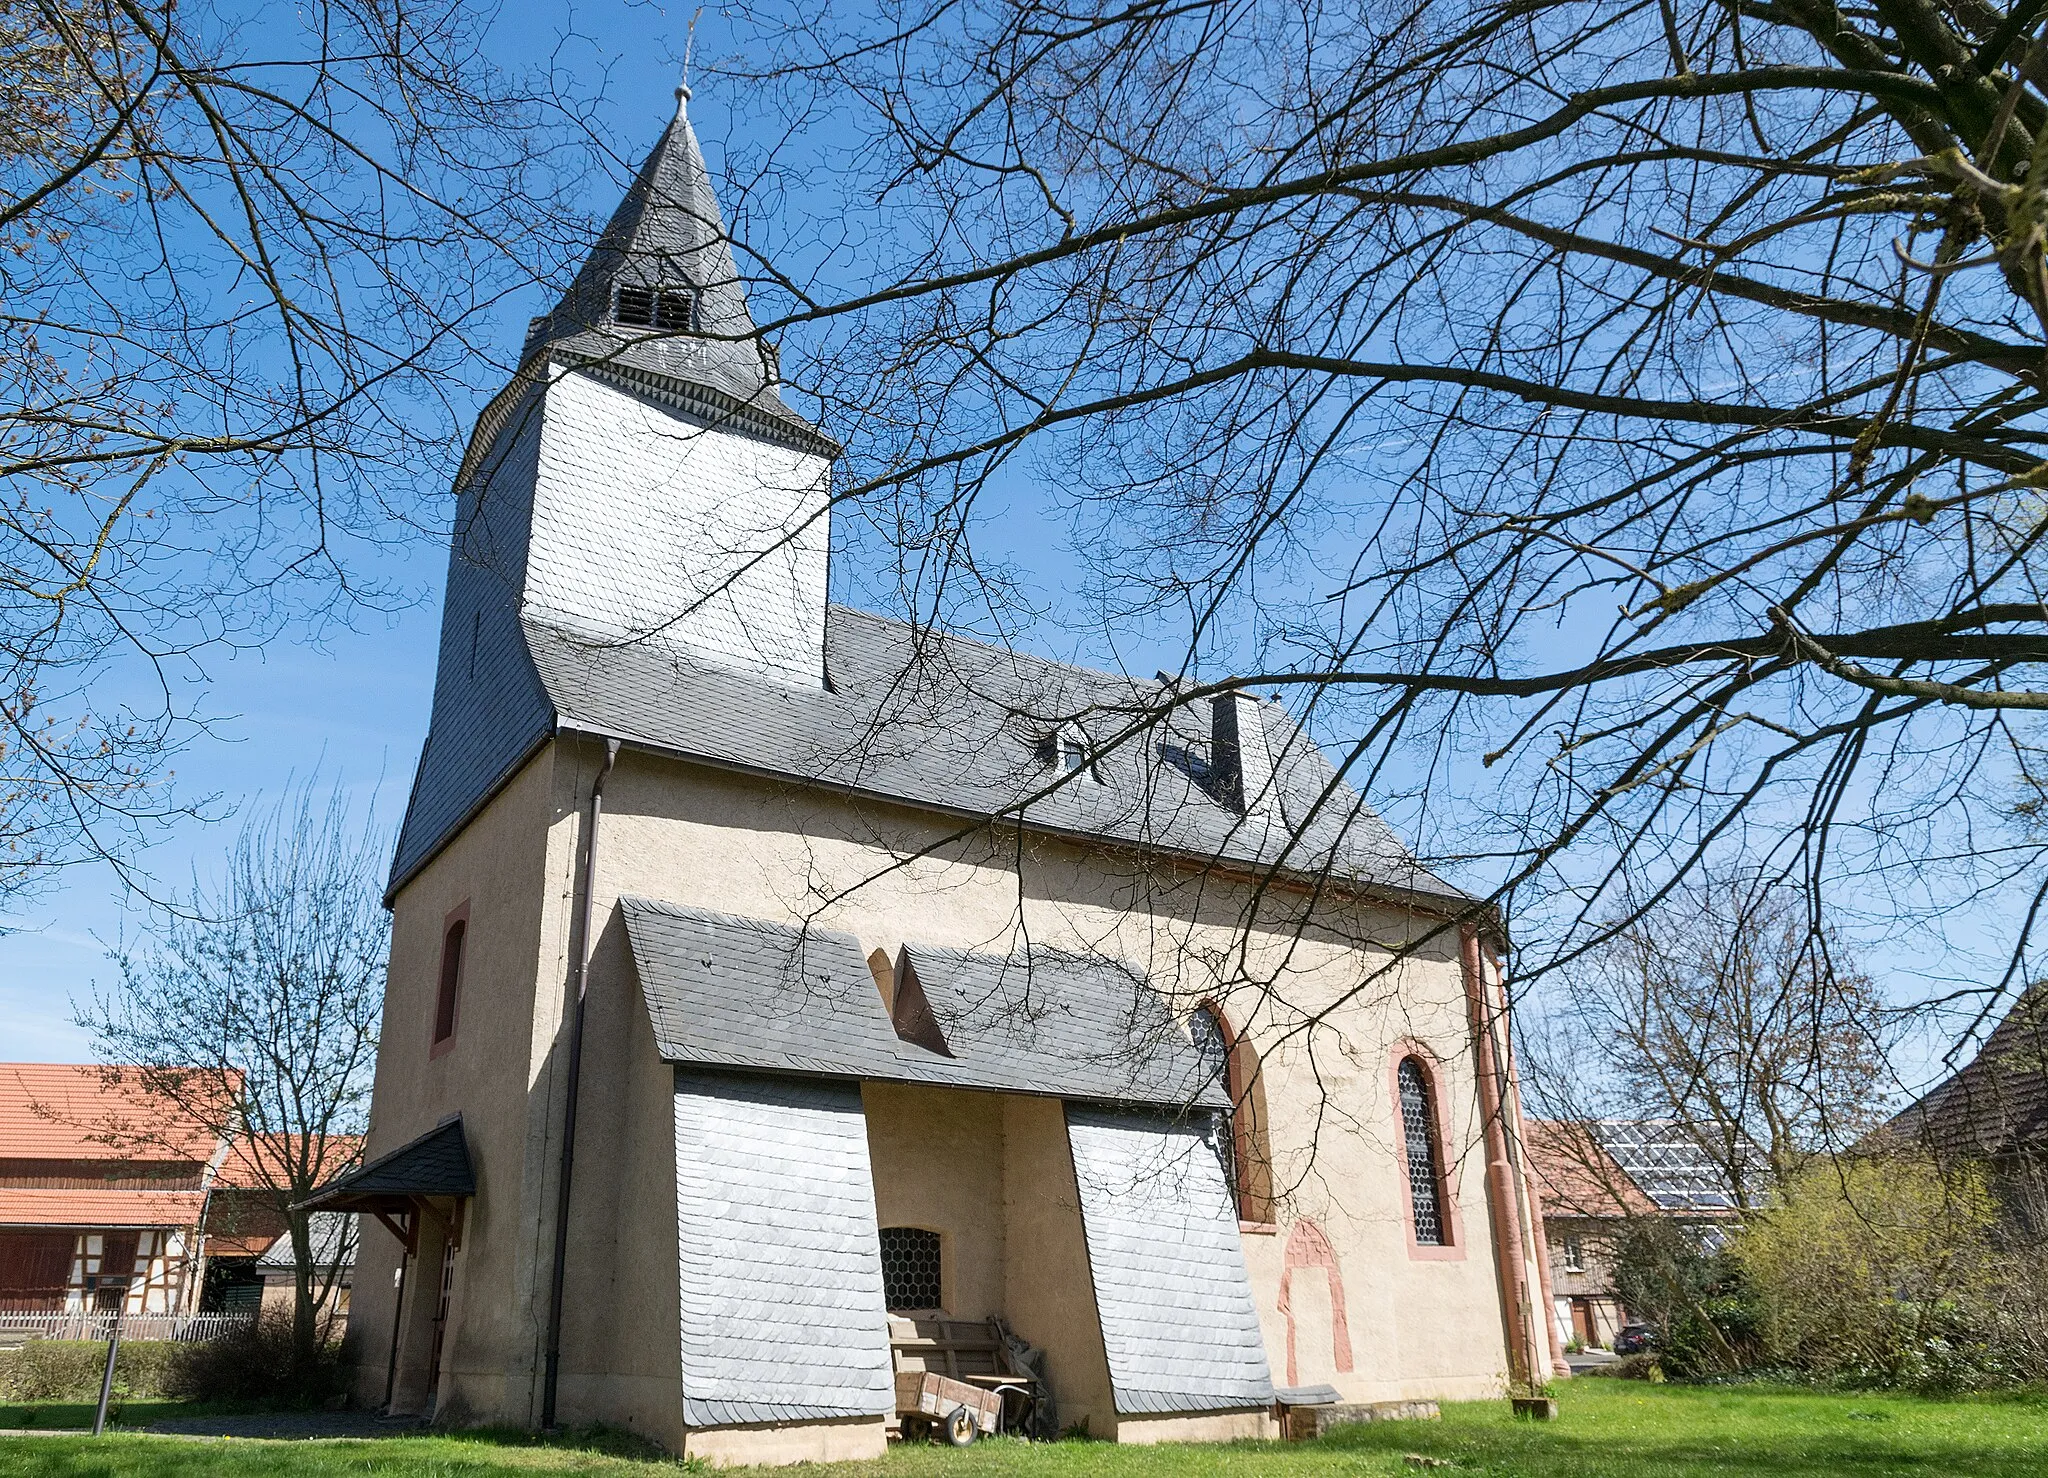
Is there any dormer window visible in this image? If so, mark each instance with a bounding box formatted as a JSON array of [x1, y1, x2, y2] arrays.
[[1049, 725, 1100, 783], [614, 284, 694, 332]]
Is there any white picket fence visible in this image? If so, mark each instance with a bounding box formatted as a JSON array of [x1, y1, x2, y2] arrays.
[[0, 1310, 256, 1343]]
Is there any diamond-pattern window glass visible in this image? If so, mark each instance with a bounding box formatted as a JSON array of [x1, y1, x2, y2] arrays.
[[1189, 1007, 1239, 1208], [878, 1226, 942, 1311], [1398, 1057, 1446, 1246]]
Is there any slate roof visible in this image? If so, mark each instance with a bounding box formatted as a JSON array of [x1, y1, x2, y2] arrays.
[[392, 603, 1465, 902], [389, 100, 1467, 921], [623, 896, 1226, 1110], [1890, 987, 2048, 1160], [297, 1118, 473, 1212], [673, 1070, 894, 1427], [513, 92, 824, 452], [1065, 1106, 1275, 1413]]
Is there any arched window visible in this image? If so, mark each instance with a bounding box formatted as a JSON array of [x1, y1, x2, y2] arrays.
[[432, 910, 467, 1055], [1191, 1003, 1275, 1224], [878, 1226, 942, 1311], [1397, 1056, 1447, 1246]]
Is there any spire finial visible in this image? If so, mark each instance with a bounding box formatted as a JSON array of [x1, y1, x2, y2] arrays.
[[678, 6, 702, 113]]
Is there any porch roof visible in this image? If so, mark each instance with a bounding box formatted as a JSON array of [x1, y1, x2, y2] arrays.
[[294, 1118, 473, 1215], [623, 897, 1227, 1110]]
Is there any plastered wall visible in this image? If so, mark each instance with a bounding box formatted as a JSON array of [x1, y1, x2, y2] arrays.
[[568, 747, 1525, 1409], [350, 746, 565, 1423], [369, 729, 1537, 1446]]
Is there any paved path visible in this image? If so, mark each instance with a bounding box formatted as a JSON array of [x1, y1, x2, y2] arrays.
[[146, 1411, 427, 1440]]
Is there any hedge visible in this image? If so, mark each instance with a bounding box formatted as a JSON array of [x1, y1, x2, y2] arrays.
[[0, 1339, 181, 1401]]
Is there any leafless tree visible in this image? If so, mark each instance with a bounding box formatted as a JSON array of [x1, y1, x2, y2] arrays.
[[79, 777, 387, 1369], [0, 0, 586, 901], [668, 0, 2048, 1043], [1571, 872, 1894, 1200]]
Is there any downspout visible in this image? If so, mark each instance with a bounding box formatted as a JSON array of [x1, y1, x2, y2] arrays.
[[540, 734, 620, 1429], [1461, 924, 1540, 1390]]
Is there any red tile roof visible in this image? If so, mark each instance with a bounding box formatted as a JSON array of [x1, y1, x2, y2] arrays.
[[0, 1065, 226, 1163], [0, 1188, 206, 1228], [211, 1133, 364, 1190], [1525, 1118, 1659, 1218]]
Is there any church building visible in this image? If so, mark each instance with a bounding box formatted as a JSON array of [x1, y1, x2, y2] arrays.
[[318, 88, 1563, 1464]]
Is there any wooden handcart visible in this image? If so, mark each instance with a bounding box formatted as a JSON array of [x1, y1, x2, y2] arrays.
[[888, 1315, 1044, 1445]]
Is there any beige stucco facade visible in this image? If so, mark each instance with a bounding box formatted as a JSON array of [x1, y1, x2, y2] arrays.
[[346, 732, 1552, 1461]]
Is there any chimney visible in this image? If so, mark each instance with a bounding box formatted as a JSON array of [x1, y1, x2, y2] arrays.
[[1210, 690, 1272, 815]]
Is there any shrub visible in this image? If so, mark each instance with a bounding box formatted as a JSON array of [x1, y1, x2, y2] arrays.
[[1610, 1218, 1761, 1377], [1731, 1149, 2048, 1390], [0, 1339, 180, 1400], [162, 1308, 348, 1405]]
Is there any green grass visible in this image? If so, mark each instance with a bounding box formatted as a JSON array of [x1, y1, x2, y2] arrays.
[[0, 1381, 2044, 1477]]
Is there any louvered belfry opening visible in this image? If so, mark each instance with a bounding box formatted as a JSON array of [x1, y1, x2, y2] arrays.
[[1398, 1057, 1446, 1246], [878, 1226, 941, 1311], [614, 283, 694, 332]]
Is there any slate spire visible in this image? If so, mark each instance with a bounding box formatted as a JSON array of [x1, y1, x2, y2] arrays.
[[523, 87, 821, 445]]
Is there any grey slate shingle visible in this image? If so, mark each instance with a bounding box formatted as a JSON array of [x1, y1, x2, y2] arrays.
[[489, 607, 1464, 900], [389, 101, 1467, 916], [520, 95, 823, 449], [297, 1118, 474, 1209], [673, 1070, 894, 1428], [624, 896, 1226, 1110], [1064, 1106, 1274, 1415]]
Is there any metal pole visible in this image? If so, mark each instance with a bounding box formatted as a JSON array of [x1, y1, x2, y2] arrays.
[[540, 735, 619, 1429], [92, 1291, 127, 1436]]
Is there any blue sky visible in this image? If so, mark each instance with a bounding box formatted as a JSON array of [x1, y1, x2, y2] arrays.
[[2, 3, 698, 1060], [0, 3, 1991, 1098]]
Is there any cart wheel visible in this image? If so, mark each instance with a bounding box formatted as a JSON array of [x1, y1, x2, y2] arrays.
[[944, 1405, 979, 1447]]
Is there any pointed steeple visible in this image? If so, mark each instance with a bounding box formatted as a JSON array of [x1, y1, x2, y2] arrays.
[[522, 88, 827, 449]]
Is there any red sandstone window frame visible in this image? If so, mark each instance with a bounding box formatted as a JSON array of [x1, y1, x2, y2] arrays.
[[1195, 1001, 1276, 1226], [430, 902, 470, 1059], [1388, 1042, 1465, 1261]]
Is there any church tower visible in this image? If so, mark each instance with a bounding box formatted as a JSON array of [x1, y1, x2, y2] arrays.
[[392, 90, 839, 890]]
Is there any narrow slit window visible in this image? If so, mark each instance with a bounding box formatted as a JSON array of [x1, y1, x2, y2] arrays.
[[433, 918, 466, 1048], [1398, 1056, 1447, 1246], [878, 1226, 941, 1311]]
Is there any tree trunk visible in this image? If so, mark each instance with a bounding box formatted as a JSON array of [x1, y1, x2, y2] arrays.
[[288, 1209, 317, 1372]]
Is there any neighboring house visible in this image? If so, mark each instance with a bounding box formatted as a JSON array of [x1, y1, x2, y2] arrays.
[[0, 1065, 356, 1326], [307, 86, 1561, 1463], [1528, 1119, 1740, 1350], [0, 1065, 221, 1319], [1889, 986, 2048, 1230], [202, 1135, 362, 1318], [254, 1214, 356, 1319]]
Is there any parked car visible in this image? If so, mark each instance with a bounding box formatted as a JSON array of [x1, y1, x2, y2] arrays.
[[1613, 1323, 1657, 1355]]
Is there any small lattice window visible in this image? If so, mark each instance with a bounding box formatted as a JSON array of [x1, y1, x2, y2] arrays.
[[1398, 1057, 1446, 1246], [878, 1226, 942, 1310]]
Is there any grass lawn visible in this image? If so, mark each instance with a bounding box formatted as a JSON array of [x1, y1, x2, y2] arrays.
[[1, 1381, 2044, 1476]]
